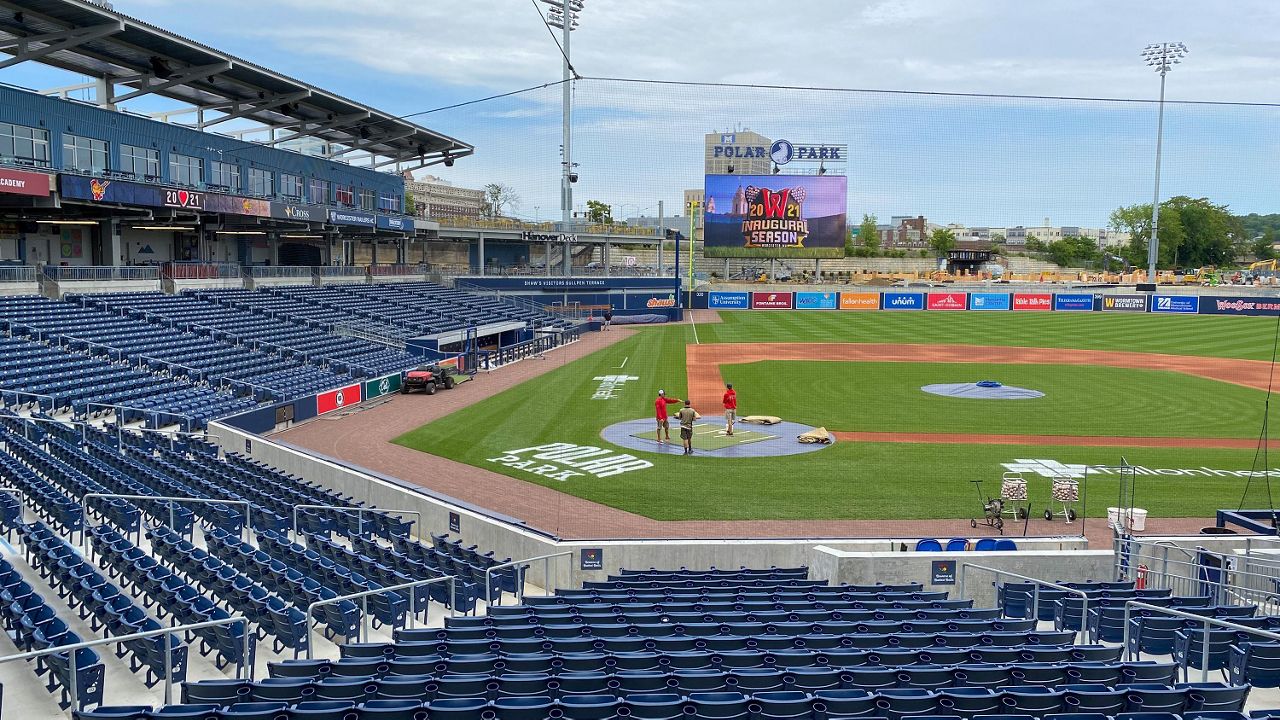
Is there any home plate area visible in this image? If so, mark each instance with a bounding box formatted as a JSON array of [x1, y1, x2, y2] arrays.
[[600, 418, 835, 457]]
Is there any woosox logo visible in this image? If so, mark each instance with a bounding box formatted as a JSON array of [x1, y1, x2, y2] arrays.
[[488, 443, 653, 481], [592, 375, 639, 400], [1003, 458, 1280, 480]]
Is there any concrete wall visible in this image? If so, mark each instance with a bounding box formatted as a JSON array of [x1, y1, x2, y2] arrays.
[[811, 545, 1115, 608], [52, 278, 162, 298]]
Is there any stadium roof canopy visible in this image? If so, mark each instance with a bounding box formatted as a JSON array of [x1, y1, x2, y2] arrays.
[[0, 0, 473, 171]]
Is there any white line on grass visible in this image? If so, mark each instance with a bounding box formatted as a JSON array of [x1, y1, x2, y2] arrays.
[[614, 356, 629, 369], [689, 310, 700, 345]]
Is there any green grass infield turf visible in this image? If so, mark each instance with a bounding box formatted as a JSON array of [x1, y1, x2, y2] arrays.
[[392, 311, 1280, 521]]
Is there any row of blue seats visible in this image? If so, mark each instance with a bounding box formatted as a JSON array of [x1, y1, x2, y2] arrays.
[[427, 620, 1050, 645], [204, 526, 367, 643], [21, 521, 188, 688], [501, 597, 958, 614], [256, 530, 408, 630], [0, 545, 106, 708], [84, 293, 419, 378], [71, 699, 1274, 720], [2, 430, 161, 533], [261, 657, 1175, 686], [447, 608, 1004, 631], [147, 525, 310, 658], [362, 631, 1084, 661], [160, 683, 1252, 718], [524, 592, 954, 608], [103, 443, 281, 533], [89, 524, 254, 673], [388, 534, 521, 604], [916, 539, 1018, 552], [613, 568, 811, 582], [308, 532, 470, 614]]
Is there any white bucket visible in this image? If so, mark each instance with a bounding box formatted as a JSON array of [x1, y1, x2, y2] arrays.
[[1107, 507, 1148, 531], [1130, 508, 1148, 531]]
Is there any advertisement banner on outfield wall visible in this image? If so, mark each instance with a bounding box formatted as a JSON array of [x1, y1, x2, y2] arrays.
[[317, 383, 362, 414], [363, 373, 402, 401], [708, 292, 750, 309], [1199, 296, 1280, 316], [969, 293, 1011, 311], [1013, 293, 1053, 311], [751, 292, 794, 309], [1151, 295, 1200, 314], [882, 292, 925, 310], [1101, 294, 1149, 312], [1054, 293, 1096, 311], [796, 292, 838, 309], [839, 292, 881, 310], [927, 292, 967, 310]]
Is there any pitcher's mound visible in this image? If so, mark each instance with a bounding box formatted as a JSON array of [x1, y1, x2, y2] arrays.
[[600, 418, 836, 457]]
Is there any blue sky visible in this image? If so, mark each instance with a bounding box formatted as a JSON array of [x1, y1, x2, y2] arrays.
[[3, 0, 1278, 227]]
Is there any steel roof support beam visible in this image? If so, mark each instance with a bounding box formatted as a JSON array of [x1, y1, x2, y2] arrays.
[[0, 21, 124, 70], [325, 129, 418, 158], [269, 112, 369, 146], [373, 148, 474, 170], [109, 61, 233, 104], [199, 90, 312, 128]]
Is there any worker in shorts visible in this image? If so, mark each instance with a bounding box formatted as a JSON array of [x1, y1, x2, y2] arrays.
[[654, 390, 681, 444], [722, 383, 737, 436], [678, 399, 698, 455], [603, 306, 613, 331]]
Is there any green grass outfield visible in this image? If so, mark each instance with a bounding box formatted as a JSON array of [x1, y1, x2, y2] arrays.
[[726, 361, 1279, 438], [393, 311, 1280, 521]]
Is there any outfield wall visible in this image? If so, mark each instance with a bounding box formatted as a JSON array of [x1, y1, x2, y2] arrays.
[[694, 290, 1280, 316]]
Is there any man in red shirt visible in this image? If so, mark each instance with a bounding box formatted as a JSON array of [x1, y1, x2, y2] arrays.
[[722, 383, 738, 436], [654, 390, 682, 444]]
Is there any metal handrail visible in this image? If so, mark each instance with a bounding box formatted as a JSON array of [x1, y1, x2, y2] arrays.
[[957, 563, 1091, 642], [484, 551, 573, 607], [291, 504, 421, 539], [1121, 600, 1280, 682], [305, 575, 455, 657], [0, 614, 251, 709], [81, 493, 251, 554]]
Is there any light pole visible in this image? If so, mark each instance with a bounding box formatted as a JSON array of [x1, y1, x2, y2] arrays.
[[542, 0, 583, 277], [1141, 42, 1187, 285]]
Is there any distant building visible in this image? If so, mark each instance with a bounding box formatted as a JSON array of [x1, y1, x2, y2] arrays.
[[625, 215, 686, 235], [404, 173, 485, 219], [704, 130, 773, 176], [880, 215, 931, 249], [683, 189, 705, 237]]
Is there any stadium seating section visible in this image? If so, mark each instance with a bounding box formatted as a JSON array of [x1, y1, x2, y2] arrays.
[[0, 282, 579, 430]]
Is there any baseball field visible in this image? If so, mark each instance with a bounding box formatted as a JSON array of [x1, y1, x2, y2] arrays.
[[393, 310, 1280, 522]]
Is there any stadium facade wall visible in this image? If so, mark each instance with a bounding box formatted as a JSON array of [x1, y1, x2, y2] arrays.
[[0, 85, 403, 200]]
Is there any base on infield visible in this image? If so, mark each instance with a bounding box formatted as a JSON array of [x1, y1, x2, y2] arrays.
[[600, 418, 835, 458]]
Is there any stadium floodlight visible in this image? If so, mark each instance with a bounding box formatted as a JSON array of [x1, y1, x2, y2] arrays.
[[540, 0, 585, 276], [1140, 42, 1188, 286]]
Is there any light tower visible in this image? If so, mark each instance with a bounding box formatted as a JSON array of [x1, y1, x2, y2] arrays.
[[1140, 42, 1187, 285], [542, 0, 584, 276]]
